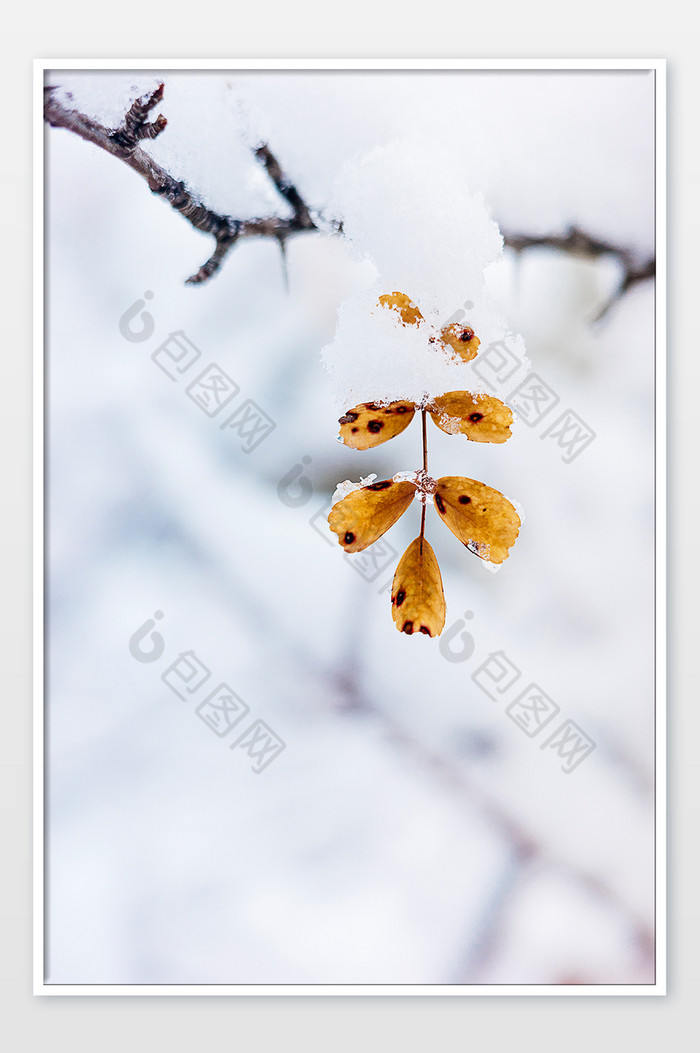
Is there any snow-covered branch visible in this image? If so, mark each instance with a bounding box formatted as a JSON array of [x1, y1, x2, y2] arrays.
[[44, 82, 654, 311]]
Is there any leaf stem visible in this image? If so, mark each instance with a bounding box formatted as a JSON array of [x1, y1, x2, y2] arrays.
[[420, 408, 428, 551]]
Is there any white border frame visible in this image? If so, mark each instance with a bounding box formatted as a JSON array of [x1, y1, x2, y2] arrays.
[[34, 57, 666, 997]]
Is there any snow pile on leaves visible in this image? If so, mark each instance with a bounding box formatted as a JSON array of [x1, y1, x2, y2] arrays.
[[322, 139, 528, 410]]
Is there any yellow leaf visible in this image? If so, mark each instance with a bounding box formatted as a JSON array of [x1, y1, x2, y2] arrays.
[[328, 479, 417, 553], [391, 536, 446, 637], [338, 400, 416, 450], [429, 391, 513, 443], [437, 322, 480, 362], [433, 476, 520, 564], [377, 291, 424, 327]]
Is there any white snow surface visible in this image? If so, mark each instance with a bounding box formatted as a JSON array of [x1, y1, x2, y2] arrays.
[[322, 281, 527, 410], [331, 474, 379, 505]]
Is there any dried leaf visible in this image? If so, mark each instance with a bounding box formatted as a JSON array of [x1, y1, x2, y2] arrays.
[[377, 291, 424, 327], [391, 536, 446, 637], [328, 479, 417, 553], [429, 391, 513, 443], [438, 322, 480, 362], [433, 476, 520, 564], [338, 400, 416, 450]]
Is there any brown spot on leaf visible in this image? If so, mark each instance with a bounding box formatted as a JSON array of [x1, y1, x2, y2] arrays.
[[339, 411, 358, 424], [396, 589, 406, 607], [367, 420, 384, 433], [367, 480, 392, 491], [419, 626, 431, 635], [469, 412, 484, 422], [402, 621, 414, 634], [460, 327, 475, 342], [435, 493, 446, 514], [344, 531, 355, 544], [459, 495, 471, 504]]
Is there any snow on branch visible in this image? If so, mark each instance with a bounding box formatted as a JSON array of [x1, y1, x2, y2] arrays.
[[110, 82, 168, 150], [44, 82, 654, 311], [44, 83, 332, 284]]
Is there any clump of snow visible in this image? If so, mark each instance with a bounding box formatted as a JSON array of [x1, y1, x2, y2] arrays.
[[331, 139, 503, 310], [324, 285, 524, 410], [322, 139, 528, 409], [331, 474, 378, 505], [392, 470, 421, 485]]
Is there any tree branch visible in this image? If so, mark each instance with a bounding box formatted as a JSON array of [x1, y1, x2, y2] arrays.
[[503, 225, 655, 320], [44, 82, 655, 311], [110, 82, 168, 150], [253, 143, 315, 232], [44, 84, 332, 284]]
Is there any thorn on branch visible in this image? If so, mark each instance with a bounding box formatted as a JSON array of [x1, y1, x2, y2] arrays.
[[275, 231, 290, 293]]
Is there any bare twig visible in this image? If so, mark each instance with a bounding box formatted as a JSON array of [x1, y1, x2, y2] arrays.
[[111, 82, 168, 150], [503, 225, 655, 319], [254, 143, 315, 231]]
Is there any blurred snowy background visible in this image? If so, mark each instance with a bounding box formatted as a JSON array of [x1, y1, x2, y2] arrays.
[[45, 69, 656, 985]]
